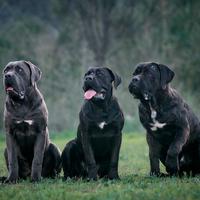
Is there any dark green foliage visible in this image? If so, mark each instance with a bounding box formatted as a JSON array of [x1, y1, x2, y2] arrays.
[[0, 0, 200, 132]]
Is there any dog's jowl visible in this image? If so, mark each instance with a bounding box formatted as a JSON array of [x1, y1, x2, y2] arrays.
[[128, 62, 200, 176], [3, 60, 61, 183], [62, 67, 124, 180]]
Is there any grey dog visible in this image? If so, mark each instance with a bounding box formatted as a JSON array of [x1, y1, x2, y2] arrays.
[[3, 60, 61, 183]]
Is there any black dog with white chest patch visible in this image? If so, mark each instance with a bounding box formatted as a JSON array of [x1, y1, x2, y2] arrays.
[[62, 67, 124, 180], [3, 60, 61, 183], [128, 62, 200, 176]]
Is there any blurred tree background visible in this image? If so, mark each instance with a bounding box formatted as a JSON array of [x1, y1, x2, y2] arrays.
[[0, 0, 200, 133]]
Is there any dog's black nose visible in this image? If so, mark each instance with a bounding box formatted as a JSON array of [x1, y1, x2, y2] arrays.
[[85, 75, 94, 81], [5, 74, 12, 79], [132, 76, 140, 83]]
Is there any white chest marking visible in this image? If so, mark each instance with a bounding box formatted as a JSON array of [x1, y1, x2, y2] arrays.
[[180, 156, 185, 162], [149, 108, 166, 131], [98, 121, 107, 129], [150, 120, 166, 131], [16, 120, 34, 125]]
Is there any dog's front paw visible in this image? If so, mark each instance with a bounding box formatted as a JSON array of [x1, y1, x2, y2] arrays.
[[31, 163, 42, 182], [165, 154, 179, 175], [87, 166, 97, 181], [31, 172, 41, 182], [149, 171, 160, 177], [4, 174, 18, 184], [108, 169, 119, 180], [150, 171, 169, 177], [31, 175, 41, 182]]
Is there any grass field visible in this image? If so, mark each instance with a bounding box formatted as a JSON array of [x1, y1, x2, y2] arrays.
[[0, 132, 200, 200]]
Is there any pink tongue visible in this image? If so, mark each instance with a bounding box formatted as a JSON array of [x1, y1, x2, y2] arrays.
[[6, 87, 13, 91], [84, 90, 97, 100]]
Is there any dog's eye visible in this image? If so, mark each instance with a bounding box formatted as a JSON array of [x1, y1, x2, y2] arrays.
[[133, 67, 142, 75], [3, 66, 11, 74], [147, 73, 154, 79], [16, 66, 23, 73], [151, 65, 157, 71], [85, 71, 93, 77], [96, 70, 103, 76]]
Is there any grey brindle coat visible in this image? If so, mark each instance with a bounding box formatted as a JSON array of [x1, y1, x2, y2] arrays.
[[128, 62, 200, 176]]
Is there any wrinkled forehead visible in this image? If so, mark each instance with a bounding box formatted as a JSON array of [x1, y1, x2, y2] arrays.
[[85, 67, 110, 76], [134, 62, 160, 75], [4, 61, 30, 74]]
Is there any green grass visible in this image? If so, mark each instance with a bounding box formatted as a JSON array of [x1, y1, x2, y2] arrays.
[[0, 133, 200, 200]]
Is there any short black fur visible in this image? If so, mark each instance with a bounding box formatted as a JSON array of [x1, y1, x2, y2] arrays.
[[62, 67, 124, 180]]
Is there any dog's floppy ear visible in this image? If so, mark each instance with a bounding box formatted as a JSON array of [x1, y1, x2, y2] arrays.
[[104, 67, 121, 89], [24, 61, 42, 86], [158, 64, 174, 89]]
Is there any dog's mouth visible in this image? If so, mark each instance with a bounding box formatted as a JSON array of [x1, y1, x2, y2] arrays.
[[130, 87, 151, 101], [5, 83, 25, 100], [84, 89, 106, 100], [132, 92, 151, 101]]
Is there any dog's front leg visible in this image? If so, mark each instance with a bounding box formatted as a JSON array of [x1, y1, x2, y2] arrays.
[[81, 132, 97, 181], [108, 133, 122, 180], [31, 132, 46, 182], [165, 126, 189, 175], [146, 133, 162, 176], [5, 133, 19, 183]]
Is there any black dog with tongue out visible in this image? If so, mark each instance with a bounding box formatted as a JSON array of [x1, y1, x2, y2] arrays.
[[62, 67, 124, 180]]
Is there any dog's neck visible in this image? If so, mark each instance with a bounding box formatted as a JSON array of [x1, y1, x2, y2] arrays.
[[89, 97, 111, 113], [143, 85, 172, 113], [84, 95, 119, 123], [89, 88, 113, 111], [155, 86, 172, 104]]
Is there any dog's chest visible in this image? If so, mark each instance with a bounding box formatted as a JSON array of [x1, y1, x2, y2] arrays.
[[16, 120, 34, 125], [98, 121, 107, 130], [150, 120, 166, 131], [148, 110, 167, 131], [13, 119, 36, 136], [12, 120, 37, 151], [88, 121, 116, 138]]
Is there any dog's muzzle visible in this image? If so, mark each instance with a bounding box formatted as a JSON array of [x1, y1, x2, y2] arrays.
[[83, 76, 106, 101], [84, 88, 106, 100], [129, 77, 151, 101], [128, 76, 140, 96], [4, 74, 25, 99]]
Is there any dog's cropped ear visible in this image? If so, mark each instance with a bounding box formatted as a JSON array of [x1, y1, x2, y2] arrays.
[[24, 61, 42, 86], [158, 64, 174, 89], [104, 67, 121, 89]]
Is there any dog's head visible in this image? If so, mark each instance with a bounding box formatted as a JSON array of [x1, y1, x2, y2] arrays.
[[128, 62, 174, 101], [3, 60, 41, 101], [83, 67, 121, 102]]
